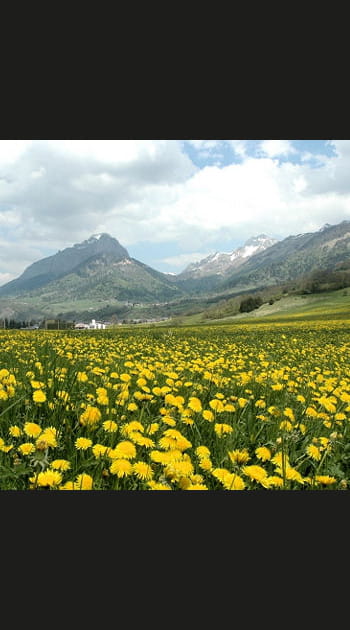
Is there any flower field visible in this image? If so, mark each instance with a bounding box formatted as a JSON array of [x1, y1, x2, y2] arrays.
[[1, 320, 350, 490]]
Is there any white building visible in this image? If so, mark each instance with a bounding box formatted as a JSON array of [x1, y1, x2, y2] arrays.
[[88, 319, 106, 329]]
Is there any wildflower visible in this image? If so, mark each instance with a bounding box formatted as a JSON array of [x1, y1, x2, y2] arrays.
[[188, 397, 202, 412], [198, 458, 213, 472], [51, 459, 71, 471], [315, 475, 337, 485], [214, 423, 233, 437], [18, 443, 35, 455], [33, 389, 46, 403], [79, 405, 102, 427], [36, 470, 62, 487], [306, 444, 322, 461], [195, 446, 211, 459], [9, 425, 22, 438], [110, 459, 133, 477], [111, 441, 136, 460], [75, 473, 93, 489], [228, 449, 250, 465], [255, 446, 271, 461], [23, 422, 42, 438], [36, 427, 57, 449], [209, 399, 224, 413], [92, 444, 110, 458], [75, 437, 93, 450], [133, 462, 154, 481], [102, 420, 118, 433], [242, 465, 268, 482]]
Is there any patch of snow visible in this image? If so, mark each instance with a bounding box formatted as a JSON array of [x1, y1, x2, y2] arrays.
[[241, 245, 259, 258]]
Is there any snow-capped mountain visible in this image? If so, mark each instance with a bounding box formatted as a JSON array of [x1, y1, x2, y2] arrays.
[[179, 235, 279, 279]]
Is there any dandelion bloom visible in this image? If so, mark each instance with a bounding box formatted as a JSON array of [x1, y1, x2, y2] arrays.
[[228, 449, 250, 465], [209, 399, 224, 413], [214, 423, 233, 437], [23, 422, 42, 438], [198, 458, 213, 472], [36, 427, 57, 449], [18, 442, 35, 455], [92, 444, 110, 458], [202, 410, 214, 422], [195, 446, 211, 459], [79, 405, 102, 427], [242, 465, 268, 482], [9, 425, 22, 438], [110, 459, 133, 477], [188, 397, 202, 412], [147, 481, 172, 490], [75, 437, 93, 450], [33, 389, 46, 403], [112, 441, 136, 460], [255, 446, 271, 461], [133, 461, 154, 481], [36, 470, 63, 487], [306, 444, 322, 461], [51, 459, 71, 471], [102, 420, 118, 433], [75, 473, 93, 490], [315, 475, 337, 485]]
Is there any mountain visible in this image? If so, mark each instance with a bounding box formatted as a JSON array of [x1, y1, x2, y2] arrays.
[[2, 221, 350, 323], [180, 235, 278, 278], [0, 233, 184, 304], [221, 220, 350, 291], [172, 234, 278, 294], [0, 233, 129, 296]]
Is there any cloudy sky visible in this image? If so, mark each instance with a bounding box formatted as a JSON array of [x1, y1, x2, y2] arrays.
[[0, 139, 349, 285]]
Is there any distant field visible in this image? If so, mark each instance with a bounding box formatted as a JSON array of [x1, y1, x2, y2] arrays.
[[173, 288, 350, 327]]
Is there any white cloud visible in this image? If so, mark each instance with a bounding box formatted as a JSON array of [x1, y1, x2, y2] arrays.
[[1, 139, 350, 279], [159, 251, 214, 269], [229, 140, 248, 158], [259, 140, 297, 158]]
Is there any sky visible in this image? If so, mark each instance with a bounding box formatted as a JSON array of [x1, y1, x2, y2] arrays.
[[0, 139, 349, 286]]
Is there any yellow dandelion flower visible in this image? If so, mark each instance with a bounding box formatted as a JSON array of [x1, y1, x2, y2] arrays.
[[113, 440, 136, 460], [75, 473, 93, 490], [264, 476, 284, 488], [147, 481, 171, 490], [195, 446, 211, 459], [23, 422, 42, 438], [202, 409, 214, 422], [127, 402, 139, 412], [188, 397, 202, 412], [279, 420, 293, 432], [306, 444, 321, 461], [9, 425, 22, 438], [75, 437, 93, 450], [18, 442, 35, 455], [102, 420, 118, 433], [92, 444, 110, 458], [315, 475, 337, 485], [255, 446, 271, 461], [209, 399, 224, 413], [79, 405, 102, 427], [33, 389, 46, 403], [120, 373, 131, 383], [161, 415, 177, 426], [214, 423, 233, 437], [242, 465, 268, 482], [228, 449, 250, 465], [146, 422, 159, 435], [36, 470, 62, 487], [51, 459, 71, 471], [110, 459, 133, 477], [133, 461, 154, 481]]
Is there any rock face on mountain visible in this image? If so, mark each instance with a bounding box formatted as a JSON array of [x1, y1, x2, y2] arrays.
[[0, 233, 130, 296], [221, 220, 350, 290], [179, 235, 278, 279]]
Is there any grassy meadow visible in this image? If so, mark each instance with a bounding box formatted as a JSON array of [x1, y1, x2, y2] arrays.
[[1, 294, 350, 490]]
